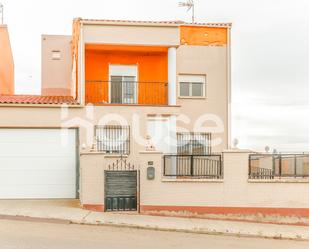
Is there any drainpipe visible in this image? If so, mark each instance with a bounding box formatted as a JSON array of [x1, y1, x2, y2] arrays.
[[78, 22, 85, 105], [227, 27, 232, 149]]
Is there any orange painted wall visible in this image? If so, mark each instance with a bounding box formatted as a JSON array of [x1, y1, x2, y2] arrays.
[[85, 48, 168, 104], [180, 26, 228, 46], [0, 25, 14, 94]]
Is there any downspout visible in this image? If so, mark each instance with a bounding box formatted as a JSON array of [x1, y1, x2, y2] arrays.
[[227, 26, 232, 149], [78, 22, 85, 105]]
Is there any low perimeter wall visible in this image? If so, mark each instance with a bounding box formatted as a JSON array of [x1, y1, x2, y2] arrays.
[[80, 150, 309, 224]]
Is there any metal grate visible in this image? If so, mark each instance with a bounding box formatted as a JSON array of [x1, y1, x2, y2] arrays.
[[95, 125, 130, 155], [249, 154, 309, 179], [177, 132, 211, 155], [105, 171, 137, 211], [164, 154, 222, 179], [108, 157, 135, 171]]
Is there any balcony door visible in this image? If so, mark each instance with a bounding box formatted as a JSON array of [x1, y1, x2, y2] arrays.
[[109, 65, 138, 104]]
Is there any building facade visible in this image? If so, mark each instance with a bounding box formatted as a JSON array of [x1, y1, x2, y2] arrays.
[[0, 18, 231, 210], [1, 19, 309, 223]]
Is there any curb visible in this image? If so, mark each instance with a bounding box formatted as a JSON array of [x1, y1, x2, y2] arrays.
[[0, 214, 307, 241], [75, 220, 307, 241], [0, 214, 71, 225]]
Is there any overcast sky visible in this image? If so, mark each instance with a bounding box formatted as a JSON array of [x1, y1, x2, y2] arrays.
[[2, 0, 309, 152]]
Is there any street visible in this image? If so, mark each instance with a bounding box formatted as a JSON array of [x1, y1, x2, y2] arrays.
[[0, 219, 308, 249]]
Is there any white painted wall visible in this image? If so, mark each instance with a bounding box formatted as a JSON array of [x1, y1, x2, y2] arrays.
[[139, 150, 309, 208], [83, 25, 180, 46], [80, 150, 309, 213]]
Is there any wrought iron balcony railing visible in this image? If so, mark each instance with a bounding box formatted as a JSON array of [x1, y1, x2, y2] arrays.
[[86, 81, 168, 105], [163, 154, 223, 179]]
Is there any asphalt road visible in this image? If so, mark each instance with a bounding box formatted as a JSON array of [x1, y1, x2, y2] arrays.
[[0, 219, 309, 249]]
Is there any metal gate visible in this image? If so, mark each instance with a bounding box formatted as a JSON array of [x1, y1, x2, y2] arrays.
[[104, 158, 138, 212]]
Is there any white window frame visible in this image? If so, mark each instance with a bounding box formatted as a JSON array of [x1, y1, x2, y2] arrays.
[[108, 64, 138, 104], [178, 74, 206, 98]]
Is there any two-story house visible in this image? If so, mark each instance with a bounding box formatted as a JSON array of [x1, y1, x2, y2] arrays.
[[0, 18, 231, 212]]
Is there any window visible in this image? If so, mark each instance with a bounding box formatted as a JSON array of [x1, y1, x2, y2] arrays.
[[177, 133, 211, 155], [147, 117, 177, 154], [95, 125, 130, 154], [51, 50, 61, 60], [110, 76, 136, 104], [179, 75, 206, 97], [109, 65, 138, 104]]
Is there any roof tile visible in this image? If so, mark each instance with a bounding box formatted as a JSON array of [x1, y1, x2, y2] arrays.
[[0, 95, 78, 105], [79, 18, 232, 28]]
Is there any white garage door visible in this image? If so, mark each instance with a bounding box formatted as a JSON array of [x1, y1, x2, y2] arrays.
[[0, 129, 77, 199]]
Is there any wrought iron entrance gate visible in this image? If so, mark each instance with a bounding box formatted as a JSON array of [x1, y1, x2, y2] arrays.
[[104, 158, 138, 212]]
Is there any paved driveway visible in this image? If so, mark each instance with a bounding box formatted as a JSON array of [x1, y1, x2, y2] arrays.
[[0, 219, 309, 249]]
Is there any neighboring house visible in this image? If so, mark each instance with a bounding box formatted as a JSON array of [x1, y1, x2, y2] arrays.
[[0, 24, 14, 95]]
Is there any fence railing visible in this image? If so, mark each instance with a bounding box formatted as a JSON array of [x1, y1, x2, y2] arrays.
[[249, 166, 274, 179], [249, 154, 309, 179], [163, 155, 223, 179], [86, 81, 168, 105]]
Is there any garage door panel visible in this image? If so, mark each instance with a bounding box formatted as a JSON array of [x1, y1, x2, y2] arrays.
[[0, 129, 77, 199], [0, 149, 75, 158], [0, 133, 75, 145], [0, 144, 75, 157], [0, 130, 76, 157], [0, 185, 76, 199], [0, 170, 76, 185], [0, 157, 76, 170]]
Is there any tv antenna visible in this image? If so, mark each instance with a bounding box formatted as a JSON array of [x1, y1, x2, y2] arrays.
[[179, 0, 195, 23], [0, 2, 3, 24]]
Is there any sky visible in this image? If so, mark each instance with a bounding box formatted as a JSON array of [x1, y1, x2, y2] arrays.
[[2, 0, 309, 152]]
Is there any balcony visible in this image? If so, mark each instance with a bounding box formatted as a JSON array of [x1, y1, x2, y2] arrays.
[[86, 80, 168, 105], [84, 44, 176, 106]]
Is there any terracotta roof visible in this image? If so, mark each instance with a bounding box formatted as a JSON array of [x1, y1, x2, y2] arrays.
[[78, 18, 232, 28], [0, 95, 78, 105]]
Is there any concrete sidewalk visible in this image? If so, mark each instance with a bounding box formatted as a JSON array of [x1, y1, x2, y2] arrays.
[[0, 200, 309, 240]]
